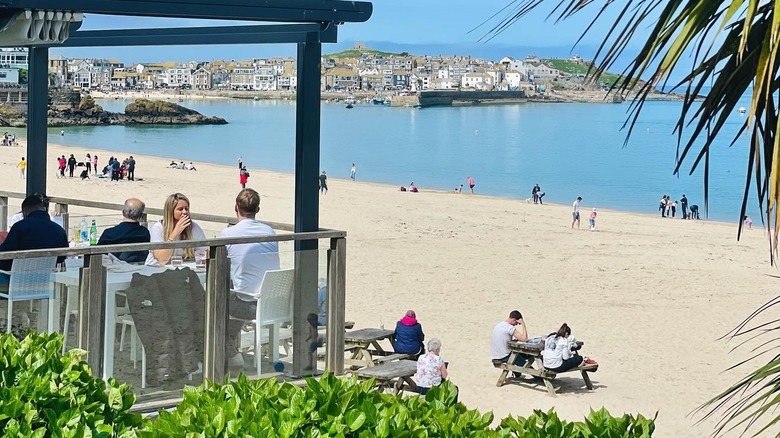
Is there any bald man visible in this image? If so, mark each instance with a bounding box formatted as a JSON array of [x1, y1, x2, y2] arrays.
[[97, 198, 151, 263]]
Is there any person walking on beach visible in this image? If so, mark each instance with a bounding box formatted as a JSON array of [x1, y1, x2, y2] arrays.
[[350, 163, 356, 181], [680, 194, 688, 219], [467, 176, 475, 194], [85, 153, 92, 175], [744, 216, 753, 229], [17, 156, 25, 179], [239, 165, 249, 189], [238, 156, 243, 169], [532, 184, 544, 204], [659, 195, 667, 217], [589, 208, 597, 231], [57, 155, 66, 178], [572, 196, 582, 229], [670, 201, 677, 218], [319, 171, 328, 194], [127, 155, 136, 181], [93, 155, 98, 175], [67, 154, 77, 178]]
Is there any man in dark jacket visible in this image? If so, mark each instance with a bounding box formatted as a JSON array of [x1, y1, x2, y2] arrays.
[[0, 193, 68, 272], [393, 310, 425, 357], [67, 154, 77, 177], [97, 198, 150, 263]]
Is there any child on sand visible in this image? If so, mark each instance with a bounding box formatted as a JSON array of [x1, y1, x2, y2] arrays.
[[744, 216, 752, 230], [589, 208, 597, 231]]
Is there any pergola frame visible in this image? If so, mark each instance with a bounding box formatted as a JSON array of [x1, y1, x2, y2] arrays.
[[3, 0, 372, 378]]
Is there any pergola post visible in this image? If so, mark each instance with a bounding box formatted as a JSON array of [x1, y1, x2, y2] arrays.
[[292, 36, 322, 377], [26, 47, 48, 196]]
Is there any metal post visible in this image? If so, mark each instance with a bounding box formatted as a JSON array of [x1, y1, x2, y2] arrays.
[[203, 245, 229, 385], [326, 237, 346, 374], [78, 254, 105, 377], [27, 47, 49, 196], [292, 37, 322, 377], [0, 196, 7, 231]]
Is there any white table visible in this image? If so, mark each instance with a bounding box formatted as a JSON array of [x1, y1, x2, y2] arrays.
[[53, 264, 205, 380]]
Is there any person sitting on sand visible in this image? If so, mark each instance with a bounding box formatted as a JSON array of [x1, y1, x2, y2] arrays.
[[399, 186, 407, 192], [409, 182, 418, 193], [455, 184, 463, 193], [393, 310, 425, 357], [188, 162, 197, 171], [169, 160, 178, 168]]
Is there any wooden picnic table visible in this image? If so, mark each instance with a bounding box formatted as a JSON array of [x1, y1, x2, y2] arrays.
[[494, 340, 598, 396], [353, 359, 418, 395], [344, 328, 397, 368]]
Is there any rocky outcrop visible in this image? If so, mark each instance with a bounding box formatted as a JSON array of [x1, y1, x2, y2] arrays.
[[0, 96, 227, 127]]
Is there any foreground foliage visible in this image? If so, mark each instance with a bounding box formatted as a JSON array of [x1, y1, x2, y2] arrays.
[[0, 333, 654, 437], [0, 332, 142, 437]]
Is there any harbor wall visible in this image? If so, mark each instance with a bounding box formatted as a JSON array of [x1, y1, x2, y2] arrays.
[[417, 90, 526, 107]]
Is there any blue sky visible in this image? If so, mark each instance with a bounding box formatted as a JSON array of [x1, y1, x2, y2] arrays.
[[52, 0, 651, 63]]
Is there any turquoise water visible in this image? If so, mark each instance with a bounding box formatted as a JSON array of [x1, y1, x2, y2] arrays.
[[36, 97, 755, 222]]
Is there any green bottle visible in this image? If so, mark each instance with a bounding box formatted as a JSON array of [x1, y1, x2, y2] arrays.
[[89, 219, 97, 245]]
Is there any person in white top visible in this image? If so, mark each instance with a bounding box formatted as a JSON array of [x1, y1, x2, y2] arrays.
[[145, 192, 207, 266], [219, 188, 281, 367], [542, 323, 583, 372], [571, 196, 582, 229], [490, 310, 529, 377]]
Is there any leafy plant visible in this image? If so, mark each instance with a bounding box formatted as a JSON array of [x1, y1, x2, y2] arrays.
[[498, 408, 656, 438], [0, 332, 143, 437]]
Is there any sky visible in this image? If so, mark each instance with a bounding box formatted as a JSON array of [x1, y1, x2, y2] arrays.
[[51, 0, 652, 64]]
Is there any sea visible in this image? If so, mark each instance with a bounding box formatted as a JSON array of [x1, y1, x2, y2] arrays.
[[21, 94, 757, 222]]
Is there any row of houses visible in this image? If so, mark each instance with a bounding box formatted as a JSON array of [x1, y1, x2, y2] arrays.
[[38, 45, 571, 92]]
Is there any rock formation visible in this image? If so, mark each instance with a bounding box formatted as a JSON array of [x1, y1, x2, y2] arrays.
[[0, 94, 227, 127]]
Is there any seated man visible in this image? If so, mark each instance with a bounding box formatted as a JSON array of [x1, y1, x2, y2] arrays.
[[219, 188, 281, 367], [0, 194, 69, 286], [96, 198, 151, 263], [491, 310, 528, 377]]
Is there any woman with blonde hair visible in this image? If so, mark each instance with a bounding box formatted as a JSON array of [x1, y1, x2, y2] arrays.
[[145, 193, 207, 265]]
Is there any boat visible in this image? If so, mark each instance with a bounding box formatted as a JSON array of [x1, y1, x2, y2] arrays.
[[738, 106, 746, 113], [253, 96, 260, 101], [345, 103, 354, 109], [372, 96, 385, 105], [344, 95, 356, 108]]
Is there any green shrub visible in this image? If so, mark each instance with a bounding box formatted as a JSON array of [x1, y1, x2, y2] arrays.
[[0, 332, 142, 437], [499, 408, 656, 437], [0, 333, 655, 437]]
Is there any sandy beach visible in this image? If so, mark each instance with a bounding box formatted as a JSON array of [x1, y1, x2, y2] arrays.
[[0, 140, 776, 437]]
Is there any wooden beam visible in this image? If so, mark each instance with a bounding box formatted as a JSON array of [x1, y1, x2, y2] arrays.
[[78, 254, 105, 376], [203, 245, 229, 385], [326, 237, 346, 374]]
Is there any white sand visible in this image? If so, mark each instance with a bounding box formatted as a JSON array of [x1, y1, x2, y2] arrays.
[[1, 140, 776, 437]]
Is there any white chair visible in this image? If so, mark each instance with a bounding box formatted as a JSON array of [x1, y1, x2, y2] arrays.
[[0, 256, 57, 334], [232, 268, 294, 376]]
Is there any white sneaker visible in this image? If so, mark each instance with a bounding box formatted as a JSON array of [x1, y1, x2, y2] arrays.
[[228, 353, 245, 368]]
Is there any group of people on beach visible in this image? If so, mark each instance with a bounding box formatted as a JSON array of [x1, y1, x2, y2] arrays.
[[659, 194, 699, 219], [169, 160, 197, 171], [55, 153, 135, 181], [2, 132, 18, 146]]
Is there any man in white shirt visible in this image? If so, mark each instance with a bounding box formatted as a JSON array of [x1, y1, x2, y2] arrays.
[[571, 196, 582, 229], [491, 310, 529, 377], [220, 188, 281, 367]]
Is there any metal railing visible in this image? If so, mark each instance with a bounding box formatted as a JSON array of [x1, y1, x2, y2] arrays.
[[0, 191, 347, 395]]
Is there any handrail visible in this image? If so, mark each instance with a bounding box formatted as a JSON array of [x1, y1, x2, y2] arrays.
[[0, 190, 295, 231], [0, 230, 346, 260]]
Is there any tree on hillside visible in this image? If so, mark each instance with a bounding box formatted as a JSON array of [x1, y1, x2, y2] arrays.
[[482, 1, 780, 436]]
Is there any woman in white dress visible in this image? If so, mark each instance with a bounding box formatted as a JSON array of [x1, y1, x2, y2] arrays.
[[145, 192, 206, 265]]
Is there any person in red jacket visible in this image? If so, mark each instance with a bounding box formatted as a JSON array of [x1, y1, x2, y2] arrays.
[[239, 165, 249, 188]]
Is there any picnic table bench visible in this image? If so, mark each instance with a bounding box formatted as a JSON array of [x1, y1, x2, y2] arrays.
[[352, 359, 418, 395], [494, 340, 598, 397], [344, 328, 397, 368]]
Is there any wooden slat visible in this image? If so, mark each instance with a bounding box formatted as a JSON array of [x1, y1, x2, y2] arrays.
[[325, 237, 346, 374], [78, 254, 105, 376], [354, 359, 417, 380], [0, 196, 8, 231], [203, 245, 229, 385]]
